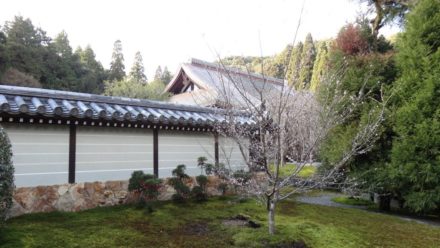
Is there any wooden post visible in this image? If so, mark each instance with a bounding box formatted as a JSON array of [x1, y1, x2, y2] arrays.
[[153, 128, 159, 178], [214, 132, 219, 166], [68, 124, 76, 184]]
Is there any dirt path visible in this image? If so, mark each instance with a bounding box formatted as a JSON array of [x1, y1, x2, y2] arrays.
[[296, 192, 440, 227]]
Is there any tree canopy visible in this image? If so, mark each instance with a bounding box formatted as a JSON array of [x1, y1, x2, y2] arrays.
[[104, 78, 170, 101], [108, 40, 126, 82], [0, 16, 107, 94], [389, 0, 440, 213], [129, 51, 147, 84], [0, 16, 172, 100]]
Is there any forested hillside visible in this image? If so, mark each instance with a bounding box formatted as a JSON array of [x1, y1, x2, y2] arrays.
[[220, 34, 333, 91], [0, 16, 171, 100], [220, 31, 393, 92]]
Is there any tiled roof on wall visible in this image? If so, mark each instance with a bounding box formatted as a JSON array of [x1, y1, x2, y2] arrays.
[[0, 85, 252, 128]]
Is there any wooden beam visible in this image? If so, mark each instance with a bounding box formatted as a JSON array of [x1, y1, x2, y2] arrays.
[[68, 124, 76, 184], [153, 129, 159, 177], [214, 132, 219, 166]]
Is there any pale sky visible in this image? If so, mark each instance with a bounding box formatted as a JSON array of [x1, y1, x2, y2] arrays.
[[1, 0, 398, 79]]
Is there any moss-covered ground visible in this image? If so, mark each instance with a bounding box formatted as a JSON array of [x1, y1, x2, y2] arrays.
[[1, 196, 439, 248], [269, 164, 317, 178]]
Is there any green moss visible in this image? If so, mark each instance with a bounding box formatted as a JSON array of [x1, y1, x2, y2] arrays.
[[1, 197, 439, 248], [269, 163, 317, 178], [332, 196, 375, 207]]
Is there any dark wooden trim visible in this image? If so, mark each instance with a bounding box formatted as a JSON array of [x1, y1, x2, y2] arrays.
[[153, 129, 159, 178], [214, 132, 219, 166], [0, 113, 214, 132], [68, 124, 76, 184]]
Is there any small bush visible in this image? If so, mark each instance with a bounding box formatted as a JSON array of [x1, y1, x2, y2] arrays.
[[192, 175, 209, 202], [172, 164, 189, 180], [191, 186, 207, 202], [232, 169, 251, 186], [140, 178, 162, 201], [128, 171, 162, 204], [195, 175, 208, 189], [197, 156, 210, 174], [128, 171, 154, 192], [197, 157, 228, 177], [0, 125, 14, 226], [168, 165, 191, 203]]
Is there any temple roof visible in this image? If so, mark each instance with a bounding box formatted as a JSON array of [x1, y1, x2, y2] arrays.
[[165, 58, 286, 106]]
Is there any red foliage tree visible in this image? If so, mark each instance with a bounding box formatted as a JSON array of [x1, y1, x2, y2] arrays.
[[334, 24, 369, 55]]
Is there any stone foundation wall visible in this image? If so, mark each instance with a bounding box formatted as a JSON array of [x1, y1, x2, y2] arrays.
[[8, 176, 224, 218]]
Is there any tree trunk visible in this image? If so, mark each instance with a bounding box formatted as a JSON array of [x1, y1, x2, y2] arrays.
[[268, 200, 276, 235]]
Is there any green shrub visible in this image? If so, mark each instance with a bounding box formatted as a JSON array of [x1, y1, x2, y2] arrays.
[[192, 175, 209, 202], [197, 156, 228, 177], [195, 175, 208, 189], [140, 178, 162, 201], [232, 169, 251, 186], [191, 186, 207, 202], [172, 164, 189, 180], [197, 156, 210, 174], [128, 171, 162, 203], [128, 171, 154, 192], [168, 165, 191, 203], [0, 125, 14, 226]]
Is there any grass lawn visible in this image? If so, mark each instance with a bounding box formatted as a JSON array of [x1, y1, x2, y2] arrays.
[[1, 197, 439, 248]]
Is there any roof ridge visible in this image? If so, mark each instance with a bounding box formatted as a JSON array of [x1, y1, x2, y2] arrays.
[[0, 85, 222, 114], [189, 58, 285, 85]]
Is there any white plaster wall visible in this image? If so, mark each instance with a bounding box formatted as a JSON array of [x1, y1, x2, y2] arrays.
[[76, 126, 153, 182], [158, 130, 215, 177], [2, 123, 69, 187], [218, 136, 247, 170], [2, 122, 244, 186]]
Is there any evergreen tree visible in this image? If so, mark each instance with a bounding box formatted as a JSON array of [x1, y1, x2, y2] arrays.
[[310, 41, 329, 91], [108, 40, 125, 82], [154, 65, 163, 81], [0, 16, 105, 93], [3, 16, 49, 83], [0, 124, 14, 226], [359, 0, 412, 39], [318, 20, 397, 211], [0, 30, 8, 78], [53, 31, 73, 58], [286, 42, 303, 87], [390, 0, 440, 213], [129, 51, 147, 83], [298, 33, 316, 89], [153, 65, 172, 85], [48, 31, 77, 90], [75, 45, 106, 93], [161, 66, 172, 84], [266, 45, 291, 79]]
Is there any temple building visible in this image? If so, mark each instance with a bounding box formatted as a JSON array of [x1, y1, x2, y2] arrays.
[[164, 58, 285, 107]]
